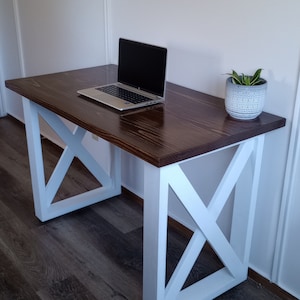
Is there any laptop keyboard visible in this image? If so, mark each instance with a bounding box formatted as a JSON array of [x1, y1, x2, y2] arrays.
[[97, 85, 152, 104]]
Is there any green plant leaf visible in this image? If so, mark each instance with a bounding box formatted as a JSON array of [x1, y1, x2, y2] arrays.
[[242, 74, 251, 86], [250, 68, 262, 85], [227, 68, 264, 86], [230, 70, 242, 85]]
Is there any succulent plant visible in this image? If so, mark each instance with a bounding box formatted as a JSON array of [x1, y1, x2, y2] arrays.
[[227, 68, 266, 86]]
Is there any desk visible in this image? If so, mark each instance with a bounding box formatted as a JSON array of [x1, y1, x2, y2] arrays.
[[6, 65, 285, 299]]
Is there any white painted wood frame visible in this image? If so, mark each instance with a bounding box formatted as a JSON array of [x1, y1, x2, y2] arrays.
[[22, 93, 265, 299], [143, 135, 265, 300], [22, 98, 121, 222], [272, 72, 300, 298]]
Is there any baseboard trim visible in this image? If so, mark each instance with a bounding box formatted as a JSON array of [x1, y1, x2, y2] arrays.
[[121, 187, 297, 300]]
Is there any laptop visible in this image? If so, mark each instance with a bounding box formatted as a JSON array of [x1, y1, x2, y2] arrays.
[[77, 38, 167, 111]]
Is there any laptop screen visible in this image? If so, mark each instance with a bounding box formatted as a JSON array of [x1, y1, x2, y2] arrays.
[[118, 38, 167, 97]]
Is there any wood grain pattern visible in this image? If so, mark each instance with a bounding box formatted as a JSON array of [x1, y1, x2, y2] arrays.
[[0, 116, 289, 299], [5, 65, 286, 166]]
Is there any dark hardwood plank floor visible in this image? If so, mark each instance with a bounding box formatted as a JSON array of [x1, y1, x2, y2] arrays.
[[0, 115, 286, 299]]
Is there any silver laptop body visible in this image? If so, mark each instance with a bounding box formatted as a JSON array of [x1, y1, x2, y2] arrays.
[[77, 38, 167, 111]]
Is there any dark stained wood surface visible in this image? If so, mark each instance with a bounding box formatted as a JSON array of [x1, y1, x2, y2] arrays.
[[0, 116, 290, 299], [5, 65, 286, 167]]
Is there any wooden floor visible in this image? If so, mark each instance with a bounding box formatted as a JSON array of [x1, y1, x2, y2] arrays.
[[0, 115, 286, 299]]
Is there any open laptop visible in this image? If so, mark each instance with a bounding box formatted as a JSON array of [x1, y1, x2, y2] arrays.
[[77, 38, 167, 111]]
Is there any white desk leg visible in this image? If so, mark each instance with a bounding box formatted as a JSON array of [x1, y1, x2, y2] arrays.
[[23, 98, 47, 219], [230, 134, 265, 266], [143, 162, 170, 300], [22, 98, 121, 221], [142, 136, 265, 300]]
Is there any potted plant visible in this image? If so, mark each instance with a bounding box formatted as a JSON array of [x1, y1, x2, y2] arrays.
[[225, 68, 267, 120]]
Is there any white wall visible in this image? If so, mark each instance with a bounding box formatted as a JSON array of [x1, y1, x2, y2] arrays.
[[0, 0, 23, 117], [109, 0, 300, 297], [8, 0, 111, 169], [14, 0, 108, 77], [2, 0, 107, 122]]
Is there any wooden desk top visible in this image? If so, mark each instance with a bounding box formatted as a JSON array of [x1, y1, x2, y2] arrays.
[[5, 65, 286, 167]]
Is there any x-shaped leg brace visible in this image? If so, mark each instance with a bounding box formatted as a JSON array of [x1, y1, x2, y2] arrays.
[[143, 135, 264, 300], [23, 98, 121, 221]]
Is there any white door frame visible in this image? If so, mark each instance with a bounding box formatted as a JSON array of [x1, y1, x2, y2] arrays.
[[272, 68, 300, 297], [0, 72, 7, 117]]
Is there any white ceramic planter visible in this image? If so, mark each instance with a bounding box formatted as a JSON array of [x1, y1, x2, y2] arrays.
[[225, 77, 267, 120]]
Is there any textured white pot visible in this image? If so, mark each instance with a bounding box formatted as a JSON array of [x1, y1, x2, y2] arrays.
[[225, 77, 267, 120]]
